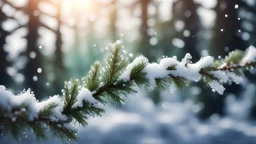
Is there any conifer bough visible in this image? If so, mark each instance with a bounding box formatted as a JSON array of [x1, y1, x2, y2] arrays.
[[0, 41, 256, 142]]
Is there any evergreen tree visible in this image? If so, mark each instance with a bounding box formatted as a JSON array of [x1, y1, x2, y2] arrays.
[[0, 41, 255, 142]]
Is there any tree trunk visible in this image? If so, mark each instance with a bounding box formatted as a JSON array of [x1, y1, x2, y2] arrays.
[[24, 0, 44, 98]]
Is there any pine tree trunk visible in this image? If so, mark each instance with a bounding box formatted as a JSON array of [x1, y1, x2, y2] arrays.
[[140, 0, 153, 60], [24, 0, 44, 98], [109, 0, 117, 41]]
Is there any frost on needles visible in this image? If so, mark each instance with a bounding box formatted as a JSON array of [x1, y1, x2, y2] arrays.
[[0, 40, 256, 142]]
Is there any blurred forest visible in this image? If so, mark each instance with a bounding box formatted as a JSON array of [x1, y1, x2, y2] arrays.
[[1, 0, 256, 120]]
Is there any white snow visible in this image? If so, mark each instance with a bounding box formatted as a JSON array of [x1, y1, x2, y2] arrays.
[[110, 40, 122, 52], [72, 87, 98, 108], [0, 85, 66, 121], [38, 95, 66, 121], [142, 55, 213, 87], [120, 56, 148, 82], [144, 62, 169, 87], [172, 38, 185, 48], [241, 45, 256, 64], [226, 72, 243, 84], [209, 81, 225, 95], [0, 85, 15, 111], [120, 52, 243, 95], [3, 84, 256, 144]]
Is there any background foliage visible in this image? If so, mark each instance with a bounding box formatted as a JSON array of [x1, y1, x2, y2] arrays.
[[1, 0, 256, 138]]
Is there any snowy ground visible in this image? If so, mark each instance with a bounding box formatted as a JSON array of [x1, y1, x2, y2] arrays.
[[1, 84, 256, 144]]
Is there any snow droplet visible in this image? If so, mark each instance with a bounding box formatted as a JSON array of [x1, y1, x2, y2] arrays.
[[224, 47, 229, 52], [11, 117, 16, 122], [129, 53, 134, 58], [33, 76, 38, 81], [172, 38, 185, 48], [29, 51, 36, 59], [15, 74, 25, 83], [93, 44, 96, 47], [149, 37, 158, 46], [183, 30, 191, 37], [220, 29, 224, 32], [225, 14, 228, 18], [39, 45, 43, 49], [234, 4, 239, 9], [37, 68, 42, 73]]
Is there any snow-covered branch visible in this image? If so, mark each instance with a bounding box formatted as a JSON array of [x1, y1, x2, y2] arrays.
[[0, 41, 256, 142]]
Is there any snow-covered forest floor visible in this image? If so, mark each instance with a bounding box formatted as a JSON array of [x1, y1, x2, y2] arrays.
[[1, 82, 256, 144]]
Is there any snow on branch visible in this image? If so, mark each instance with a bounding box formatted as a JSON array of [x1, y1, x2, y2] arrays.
[[0, 41, 256, 142]]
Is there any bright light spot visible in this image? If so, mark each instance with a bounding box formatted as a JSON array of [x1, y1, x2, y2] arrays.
[[29, 51, 36, 59], [201, 50, 209, 56], [224, 46, 229, 52], [242, 32, 250, 40], [15, 73, 24, 83], [235, 4, 239, 9], [39, 45, 43, 49], [93, 44, 96, 47], [33, 76, 38, 82], [149, 37, 158, 46], [147, 19, 155, 27], [183, 30, 191, 37], [197, 7, 216, 29], [238, 18, 241, 20], [175, 20, 185, 32], [225, 14, 228, 18], [6, 67, 17, 77], [221, 29, 224, 32], [172, 38, 185, 48], [129, 53, 134, 58], [37, 68, 42, 73]]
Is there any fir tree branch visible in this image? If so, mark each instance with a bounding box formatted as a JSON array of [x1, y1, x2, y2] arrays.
[[216, 61, 256, 71], [0, 41, 256, 142]]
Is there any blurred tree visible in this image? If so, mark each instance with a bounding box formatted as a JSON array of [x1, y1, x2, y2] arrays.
[[235, 1, 256, 118], [198, 0, 250, 119], [0, 1, 12, 87], [51, 0, 67, 95], [109, 0, 118, 41], [172, 0, 202, 59], [211, 0, 248, 56], [55, 0, 64, 70], [0, 1, 27, 89], [23, 0, 45, 98], [139, 0, 163, 104], [139, 0, 154, 61]]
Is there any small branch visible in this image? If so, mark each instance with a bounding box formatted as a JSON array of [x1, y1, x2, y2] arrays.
[[216, 62, 256, 71]]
